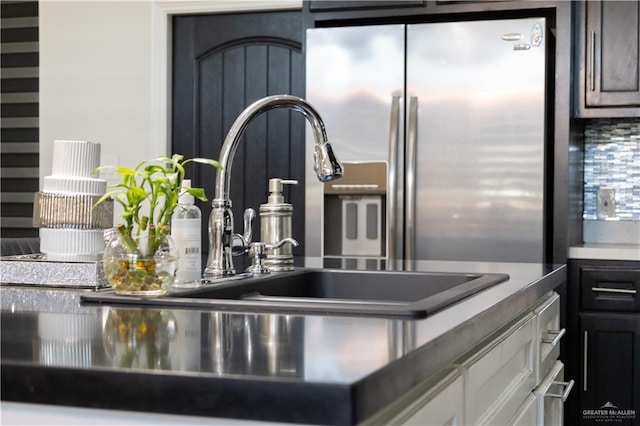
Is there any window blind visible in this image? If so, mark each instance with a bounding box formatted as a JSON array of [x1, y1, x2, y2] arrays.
[[1, 1, 39, 238]]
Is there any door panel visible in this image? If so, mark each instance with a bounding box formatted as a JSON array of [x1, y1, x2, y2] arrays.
[[172, 11, 304, 263], [304, 25, 405, 258], [406, 19, 546, 262]]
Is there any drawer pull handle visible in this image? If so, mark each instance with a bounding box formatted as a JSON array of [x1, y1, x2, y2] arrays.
[[592, 287, 637, 295], [584, 330, 588, 392], [542, 328, 566, 346], [546, 380, 575, 402]]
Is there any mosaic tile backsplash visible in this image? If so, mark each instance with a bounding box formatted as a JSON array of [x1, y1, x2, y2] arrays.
[[583, 118, 640, 221]]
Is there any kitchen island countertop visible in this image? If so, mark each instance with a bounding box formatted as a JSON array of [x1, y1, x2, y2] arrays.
[[1, 260, 565, 425]]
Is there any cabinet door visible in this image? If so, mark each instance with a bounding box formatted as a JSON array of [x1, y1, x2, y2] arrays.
[[366, 368, 464, 425], [309, 1, 423, 11], [580, 313, 640, 425], [585, 0, 640, 109], [534, 292, 563, 383], [461, 313, 536, 425], [509, 393, 537, 426], [534, 361, 573, 426], [399, 371, 464, 425]]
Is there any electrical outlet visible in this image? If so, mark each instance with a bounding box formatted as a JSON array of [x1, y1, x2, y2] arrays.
[[596, 188, 616, 219]]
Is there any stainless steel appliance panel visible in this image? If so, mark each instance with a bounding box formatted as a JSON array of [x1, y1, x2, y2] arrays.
[[305, 25, 405, 259], [341, 195, 382, 256], [406, 19, 546, 262], [305, 18, 547, 265]]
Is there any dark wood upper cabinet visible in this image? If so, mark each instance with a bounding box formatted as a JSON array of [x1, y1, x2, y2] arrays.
[[575, 0, 640, 117], [304, 0, 561, 27], [309, 1, 424, 12]]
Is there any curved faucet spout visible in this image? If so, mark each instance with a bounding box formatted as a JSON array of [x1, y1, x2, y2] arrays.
[[205, 94, 343, 278], [214, 94, 342, 202]]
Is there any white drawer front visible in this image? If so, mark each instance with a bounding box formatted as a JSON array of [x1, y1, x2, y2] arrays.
[[462, 312, 536, 425], [534, 361, 574, 426], [509, 393, 538, 426], [369, 368, 465, 426], [534, 292, 563, 383], [401, 372, 464, 426]]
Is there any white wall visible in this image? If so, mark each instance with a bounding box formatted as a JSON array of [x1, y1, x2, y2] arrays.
[[39, 0, 303, 187], [40, 1, 153, 183]]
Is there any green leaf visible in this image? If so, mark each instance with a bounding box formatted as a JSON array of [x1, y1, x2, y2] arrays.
[[186, 187, 208, 201], [155, 155, 173, 164], [154, 175, 170, 185], [114, 166, 136, 176], [91, 165, 114, 176], [113, 192, 129, 204], [166, 172, 178, 186], [93, 192, 113, 208], [106, 153, 218, 240], [145, 164, 166, 174], [187, 158, 224, 170]]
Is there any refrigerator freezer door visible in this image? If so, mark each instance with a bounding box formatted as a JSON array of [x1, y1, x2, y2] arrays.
[[305, 25, 405, 259], [406, 18, 547, 262]]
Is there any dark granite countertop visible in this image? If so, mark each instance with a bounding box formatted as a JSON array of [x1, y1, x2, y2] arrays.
[[1, 260, 565, 425]]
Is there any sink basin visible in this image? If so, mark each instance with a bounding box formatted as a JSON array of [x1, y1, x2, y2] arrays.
[[82, 269, 509, 318]]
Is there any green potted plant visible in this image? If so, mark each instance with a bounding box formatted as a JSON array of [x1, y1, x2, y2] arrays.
[[96, 154, 221, 296]]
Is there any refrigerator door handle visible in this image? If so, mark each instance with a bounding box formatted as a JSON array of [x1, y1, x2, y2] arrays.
[[405, 96, 418, 268], [387, 95, 401, 268]]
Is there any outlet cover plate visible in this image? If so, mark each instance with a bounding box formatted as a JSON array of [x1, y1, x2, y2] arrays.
[[596, 188, 616, 219]]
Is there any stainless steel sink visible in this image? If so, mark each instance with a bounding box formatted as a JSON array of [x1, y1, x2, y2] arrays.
[[82, 269, 509, 318]]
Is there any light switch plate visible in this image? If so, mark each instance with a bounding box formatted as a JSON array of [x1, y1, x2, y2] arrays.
[[596, 188, 616, 219]]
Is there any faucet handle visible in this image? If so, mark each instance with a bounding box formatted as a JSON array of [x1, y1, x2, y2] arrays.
[[246, 242, 269, 274], [243, 208, 256, 244], [231, 208, 256, 256], [246, 238, 299, 274], [265, 237, 298, 251]]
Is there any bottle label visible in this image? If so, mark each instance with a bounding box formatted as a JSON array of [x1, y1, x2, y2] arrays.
[[171, 219, 201, 281]]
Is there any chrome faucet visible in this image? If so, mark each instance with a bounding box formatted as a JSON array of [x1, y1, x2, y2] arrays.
[[204, 95, 343, 278]]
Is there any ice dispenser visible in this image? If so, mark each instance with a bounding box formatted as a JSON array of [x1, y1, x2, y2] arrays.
[[323, 162, 387, 263]]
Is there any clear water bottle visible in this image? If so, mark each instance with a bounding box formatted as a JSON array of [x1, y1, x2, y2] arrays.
[[171, 179, 202, 287]]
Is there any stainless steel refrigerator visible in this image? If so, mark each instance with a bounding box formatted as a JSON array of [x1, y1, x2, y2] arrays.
[[304, 18, 548, 268]]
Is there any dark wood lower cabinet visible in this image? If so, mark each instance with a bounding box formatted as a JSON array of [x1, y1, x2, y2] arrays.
[[580, 313, 640, 426], [567, 259, 640, 426]]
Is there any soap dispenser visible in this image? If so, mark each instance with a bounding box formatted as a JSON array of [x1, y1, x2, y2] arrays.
[[259, 178, 297, 271], [171, 179, 202, 286]]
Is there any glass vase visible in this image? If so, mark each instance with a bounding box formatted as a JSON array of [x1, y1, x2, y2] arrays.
[[103, 232, 178, 297], [102, 307, 177, 369]]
